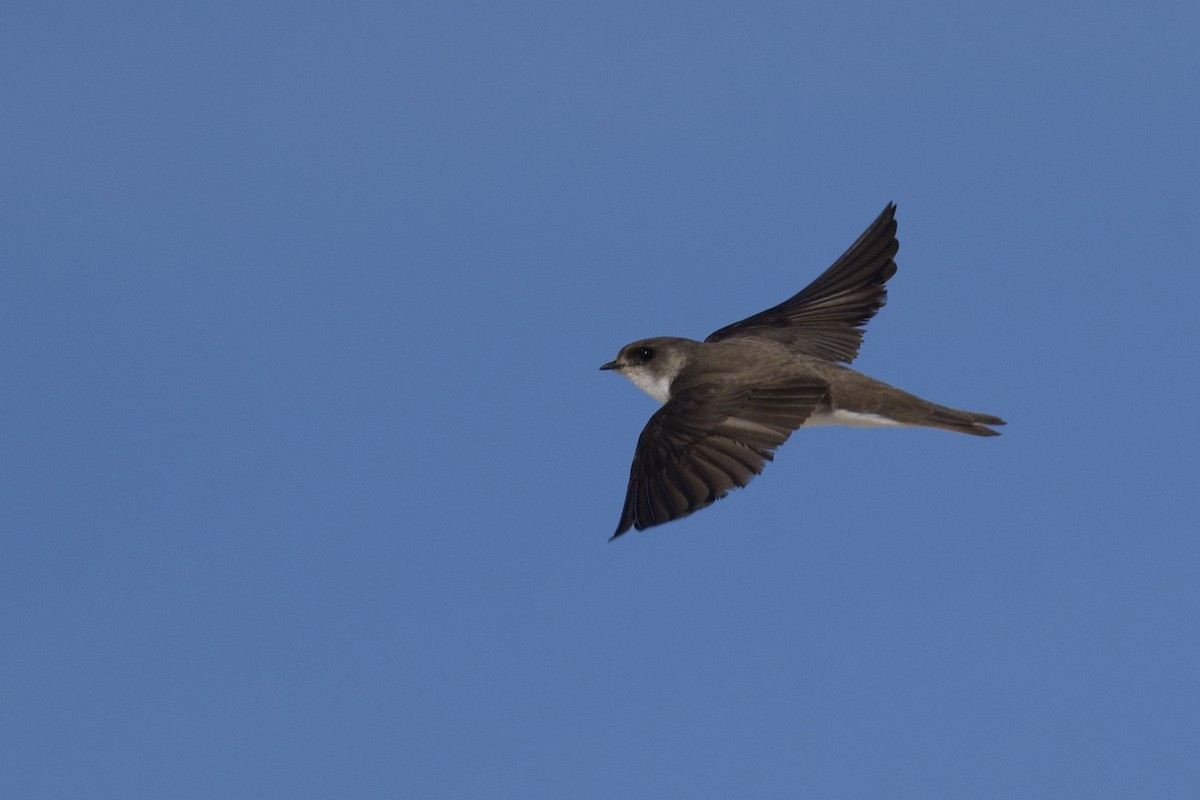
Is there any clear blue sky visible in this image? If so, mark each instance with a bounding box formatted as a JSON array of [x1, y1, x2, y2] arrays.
[[3, 2, 1198, 797]]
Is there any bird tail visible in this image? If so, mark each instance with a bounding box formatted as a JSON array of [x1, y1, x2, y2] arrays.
[[920, 404, 1006, 437]]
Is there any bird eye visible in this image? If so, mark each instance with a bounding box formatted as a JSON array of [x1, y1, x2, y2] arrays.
[[636, 346, 655, 362]]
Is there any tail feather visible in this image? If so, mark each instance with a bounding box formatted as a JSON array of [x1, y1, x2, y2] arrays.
[[819, 366, 1005, 437], [925, 405, 1006, 437]]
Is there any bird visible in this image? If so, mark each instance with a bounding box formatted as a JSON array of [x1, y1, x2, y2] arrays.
[[600, 203, 1004, 539]]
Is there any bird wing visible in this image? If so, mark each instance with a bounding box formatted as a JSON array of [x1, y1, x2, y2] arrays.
[[612, 378, 828, 538], [704, 203, 898, 364]]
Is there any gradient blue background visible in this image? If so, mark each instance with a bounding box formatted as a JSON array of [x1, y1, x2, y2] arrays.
[[3, 2, 1198, 797]]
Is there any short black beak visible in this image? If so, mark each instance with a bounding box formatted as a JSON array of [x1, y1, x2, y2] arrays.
[[599, 361, 619, 371]]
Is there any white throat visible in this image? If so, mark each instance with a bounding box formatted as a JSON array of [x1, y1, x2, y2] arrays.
[[624, 368, 673, 404]]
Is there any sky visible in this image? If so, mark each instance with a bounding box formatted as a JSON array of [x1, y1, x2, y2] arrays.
[[2, 2, 1198, 797]]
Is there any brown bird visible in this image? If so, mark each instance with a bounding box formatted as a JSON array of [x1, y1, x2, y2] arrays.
[[601, 204, 1004, 539]]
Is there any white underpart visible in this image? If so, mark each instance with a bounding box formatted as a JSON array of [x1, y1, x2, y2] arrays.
[[624, 369, 673, 404], [804, 409, 910, 428]]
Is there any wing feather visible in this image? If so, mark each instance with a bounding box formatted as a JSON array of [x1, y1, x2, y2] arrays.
[[613, 378, 828, 537], [705, 203, 898, 363]]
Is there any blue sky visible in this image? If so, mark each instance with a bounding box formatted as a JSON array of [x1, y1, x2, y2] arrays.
[[2, 2, 1198, 797]]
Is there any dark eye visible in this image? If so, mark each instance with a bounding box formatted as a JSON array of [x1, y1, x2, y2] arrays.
[[636, 346, 655, 362]]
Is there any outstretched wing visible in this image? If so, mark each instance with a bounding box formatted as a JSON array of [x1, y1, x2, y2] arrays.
[[705, 203, 898, 364], [613, 378, 828, 538]]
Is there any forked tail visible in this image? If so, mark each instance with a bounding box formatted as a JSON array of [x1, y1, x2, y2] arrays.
[[923, 404, 1006, 437]]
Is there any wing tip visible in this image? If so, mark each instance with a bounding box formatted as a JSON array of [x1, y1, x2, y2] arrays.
[[610, 509, 636, 540]]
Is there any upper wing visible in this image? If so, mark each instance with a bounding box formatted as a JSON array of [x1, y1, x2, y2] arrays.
[[705, 203, 899, 363], [612, 378, 828, 538]]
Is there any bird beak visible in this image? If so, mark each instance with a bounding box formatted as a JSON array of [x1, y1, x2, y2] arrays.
[[599, 360, 619, 371]]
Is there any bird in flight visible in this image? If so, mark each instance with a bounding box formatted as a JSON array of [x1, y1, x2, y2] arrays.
[[600, 203, 1004, 539]]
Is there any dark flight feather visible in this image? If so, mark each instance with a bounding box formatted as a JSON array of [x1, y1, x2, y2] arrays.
[[705, 203, 899, 364], [613, 379, 829, 538]]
